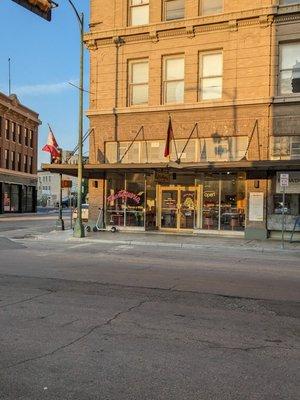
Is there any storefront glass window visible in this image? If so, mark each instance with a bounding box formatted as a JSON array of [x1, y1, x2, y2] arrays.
[[3, 184, 11, 212], [202, 180, 219, 230], [106, 173, 126, 226], [146, 174, 156, 229], [3, 184, 21, 212], [220, 176, 246, 231], [125, 173, 145, 227], [10, 185, 19, 212], [106, 173, 145, 227]]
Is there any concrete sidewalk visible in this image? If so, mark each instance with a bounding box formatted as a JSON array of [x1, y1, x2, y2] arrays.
[[31, 228, 300, 255]]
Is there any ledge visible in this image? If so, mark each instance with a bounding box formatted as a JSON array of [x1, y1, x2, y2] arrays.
[[86, 97, 273, 117]]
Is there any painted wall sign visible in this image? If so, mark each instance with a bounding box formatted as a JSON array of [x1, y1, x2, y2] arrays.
[[249, 192, 264, 222], [107, 190, 141, 204], [276, 172, 300, 194]]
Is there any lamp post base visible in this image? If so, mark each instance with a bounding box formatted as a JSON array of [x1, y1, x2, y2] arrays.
[[73, 220, 85, 238], [55, 218, 65, 231]]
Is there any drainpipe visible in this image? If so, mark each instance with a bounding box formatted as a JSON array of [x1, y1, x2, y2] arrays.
[[113, 36, 123, 142]]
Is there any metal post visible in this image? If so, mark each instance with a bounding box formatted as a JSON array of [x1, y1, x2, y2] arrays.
[[67, 2, 85, 238], [281, 186, 286, 249], [8, 58, 11, 96], [55, 173, 65, 230]]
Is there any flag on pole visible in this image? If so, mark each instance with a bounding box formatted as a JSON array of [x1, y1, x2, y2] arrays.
[[42, 125, 61, 162], [164, 116, 173, 158]]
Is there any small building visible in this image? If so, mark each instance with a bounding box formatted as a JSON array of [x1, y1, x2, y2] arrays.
[[0, 92, 40, 214], [37, 170, 77, 207]]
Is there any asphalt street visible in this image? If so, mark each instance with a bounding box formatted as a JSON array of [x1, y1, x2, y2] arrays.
[[0, 219, 299, 399]]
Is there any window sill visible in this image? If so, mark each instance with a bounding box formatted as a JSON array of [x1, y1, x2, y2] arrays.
[[274, 95, 300, 104]]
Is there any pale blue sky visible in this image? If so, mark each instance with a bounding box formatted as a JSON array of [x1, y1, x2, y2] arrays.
[[0, 0, 90, 166]]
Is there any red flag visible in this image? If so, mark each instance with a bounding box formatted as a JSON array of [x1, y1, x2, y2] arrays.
[[42, 125, 60, 160], [164, 117, 173, 158]]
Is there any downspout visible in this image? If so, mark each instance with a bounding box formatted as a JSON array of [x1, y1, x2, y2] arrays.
[[113, 36, 122, 142]]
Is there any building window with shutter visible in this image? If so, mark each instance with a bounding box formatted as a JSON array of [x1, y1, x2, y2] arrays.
[[128, 59, 149, 106], [164, 0, 185, 21], [201, 0, 223, 15], [163, 55, 185, 104], [199, 51, 223, 100]]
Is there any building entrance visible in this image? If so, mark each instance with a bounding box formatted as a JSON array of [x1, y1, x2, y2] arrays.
[[159, 186, 199, 231]]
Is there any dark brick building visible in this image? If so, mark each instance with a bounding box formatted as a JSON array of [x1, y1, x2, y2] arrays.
[[0, 92, 40, 214]]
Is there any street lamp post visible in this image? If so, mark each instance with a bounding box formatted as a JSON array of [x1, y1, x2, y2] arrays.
[[68, 0, 85, 238]]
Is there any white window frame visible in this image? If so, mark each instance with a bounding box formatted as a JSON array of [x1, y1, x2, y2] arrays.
[[128, 59, 149, 106], [163, 55, 185, 104], [279, 42, 300, 96], [199, 51, 223, 101], [129, 0, 149, 26]]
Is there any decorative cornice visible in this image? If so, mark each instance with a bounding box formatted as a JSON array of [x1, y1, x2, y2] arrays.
[[84, 6, 300, 48]]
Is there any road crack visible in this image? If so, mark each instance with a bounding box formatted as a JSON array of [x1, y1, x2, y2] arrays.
[[2, 300, 148, 370], [0, 291, 54, 309]]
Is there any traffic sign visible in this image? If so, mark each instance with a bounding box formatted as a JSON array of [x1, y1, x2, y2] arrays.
[[280, 173, 289, 187]]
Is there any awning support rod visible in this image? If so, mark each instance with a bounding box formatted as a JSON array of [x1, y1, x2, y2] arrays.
[[242, 119, 259, 161], [176, 123, 199, 164], [119, 126, 144, 163]]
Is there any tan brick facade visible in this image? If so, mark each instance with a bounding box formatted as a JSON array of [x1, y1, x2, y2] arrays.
[[82, 0, 300, 238]]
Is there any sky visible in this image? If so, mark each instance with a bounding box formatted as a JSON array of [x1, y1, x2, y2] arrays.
[[0, 0, 90, 166]]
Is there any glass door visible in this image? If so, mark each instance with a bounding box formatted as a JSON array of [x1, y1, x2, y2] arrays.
[[160, 186, 198, 230], [180, 189, 197, 229], [160, 189, 178, 229]]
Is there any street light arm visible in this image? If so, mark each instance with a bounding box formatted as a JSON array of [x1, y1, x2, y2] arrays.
[[67, 0, 83, 27]]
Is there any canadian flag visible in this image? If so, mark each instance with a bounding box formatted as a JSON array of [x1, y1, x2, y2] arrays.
[[42, 125, 60, 161]]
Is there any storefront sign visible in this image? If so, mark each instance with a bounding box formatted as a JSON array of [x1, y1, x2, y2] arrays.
[[276, 172, 300, 194], [107, 190, 141, 204], [204, 191, 216, 199], [249, 192, 264, 222]]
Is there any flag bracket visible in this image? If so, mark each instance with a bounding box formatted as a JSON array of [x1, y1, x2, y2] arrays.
[[176, 123, 199, 164]]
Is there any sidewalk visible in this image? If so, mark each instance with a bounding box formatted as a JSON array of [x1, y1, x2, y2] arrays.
[[32, 229, 300, 255]]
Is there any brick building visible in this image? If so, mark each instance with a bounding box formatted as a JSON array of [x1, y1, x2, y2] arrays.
[[0, 92, 40, 214], [45, 0, 300, 239]]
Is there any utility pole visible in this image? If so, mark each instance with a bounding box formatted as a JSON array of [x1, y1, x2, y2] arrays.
[[67, 0, 85, 238]]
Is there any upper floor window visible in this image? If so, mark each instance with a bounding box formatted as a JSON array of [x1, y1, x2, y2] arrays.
[[29, 130, 34, 148], [128, 59, 149, 106], [199, 51, 223, 100], [25, 128, 29, 146], [5, 119, 9, 140], [164, 0, 185, 21], [280, 1, 300, 4], [17, 125, 22, 144], [279, 42, 300, 95], [201, 0, 223, 15], [163, 56, 185, 104], [11, 122, 16, 142], [5, 149, 9, 169], [129, 0, 149, 26]]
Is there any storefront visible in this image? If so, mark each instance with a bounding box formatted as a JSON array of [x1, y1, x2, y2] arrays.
[[105, 171, 246, 234], [0, 182, 36, 214]]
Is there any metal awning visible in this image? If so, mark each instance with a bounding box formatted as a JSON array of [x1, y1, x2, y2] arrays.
[[42, 160, 300, 178]]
